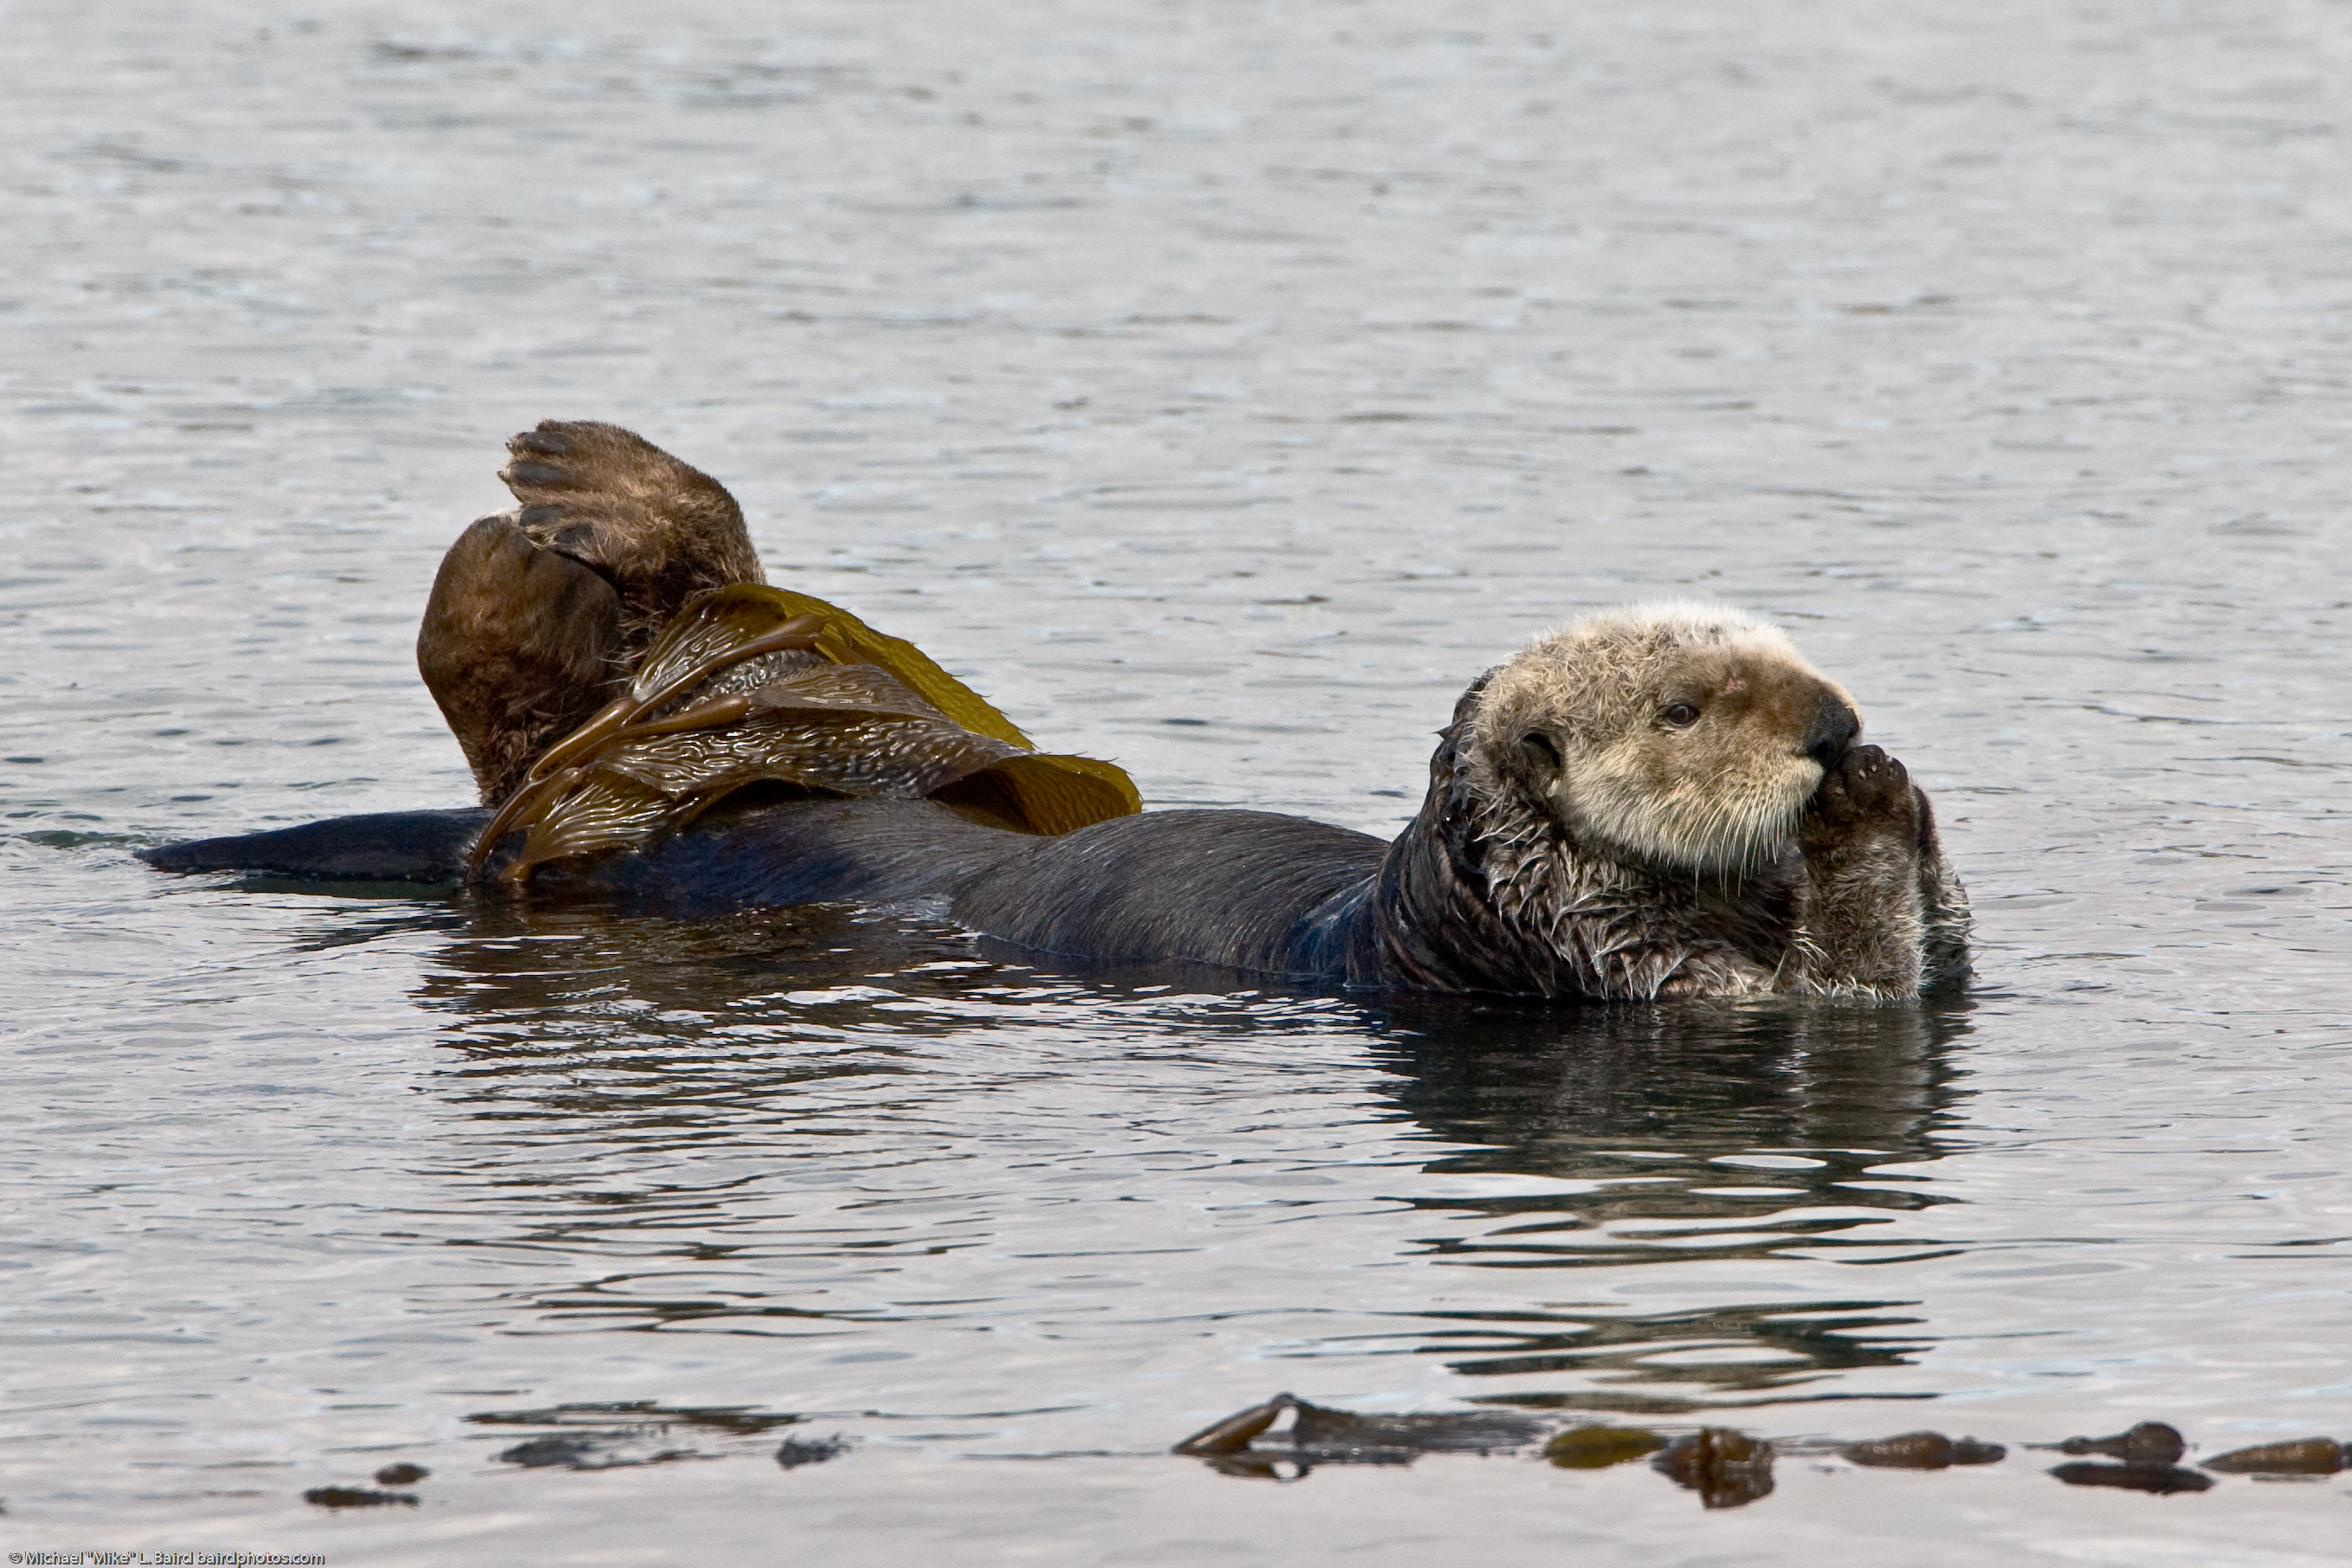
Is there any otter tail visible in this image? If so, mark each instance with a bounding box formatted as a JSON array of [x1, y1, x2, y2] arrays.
[[138, 809, 493, 885]]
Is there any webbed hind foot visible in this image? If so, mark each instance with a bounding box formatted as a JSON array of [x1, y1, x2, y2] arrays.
[[418, 423, 772, 805], [500, 420, 766, 653]]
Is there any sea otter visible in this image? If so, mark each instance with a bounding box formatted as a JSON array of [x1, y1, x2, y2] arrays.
[[143, 423, 1970, 1001]]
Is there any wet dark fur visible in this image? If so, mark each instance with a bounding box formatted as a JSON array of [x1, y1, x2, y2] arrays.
[[417, 422, 765, 806], [141, 697, 1967, 997]]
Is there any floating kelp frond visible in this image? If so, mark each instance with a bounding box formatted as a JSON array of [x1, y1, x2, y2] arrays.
[[470, 584, 1139, 885], [653, 583, 1037, 750]]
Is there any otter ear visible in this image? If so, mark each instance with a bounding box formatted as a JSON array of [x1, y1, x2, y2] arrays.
[[1443, 671, 1494, 733]]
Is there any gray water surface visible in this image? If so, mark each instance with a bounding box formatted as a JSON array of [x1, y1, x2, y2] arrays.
[[6, 1, 2352, 1562]]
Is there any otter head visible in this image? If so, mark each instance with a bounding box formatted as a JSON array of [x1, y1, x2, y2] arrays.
[[1463, 603, 1859, 879]]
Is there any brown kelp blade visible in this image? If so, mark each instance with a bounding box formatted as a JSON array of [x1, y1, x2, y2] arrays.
[[506, 768, 679, 874], [475, 584, 1138, 884], [976, 753, 1144, 836], [636, 584, 1037, 749], [468, 610, 827, 880]]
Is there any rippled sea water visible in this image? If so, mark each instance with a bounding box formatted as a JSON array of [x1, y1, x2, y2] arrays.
[[7, 1, 2352, 1561]]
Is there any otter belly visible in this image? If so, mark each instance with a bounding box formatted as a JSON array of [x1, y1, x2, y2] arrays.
[[615, 802, 1390, 978], [951, 810, 1386, 978], [583, 797, 1029, 911]]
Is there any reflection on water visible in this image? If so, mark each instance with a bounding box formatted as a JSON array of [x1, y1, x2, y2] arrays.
[[393, 896, 1969, 1418], [1380, 997, 1959, 1168], [1357, 998, 1965, 1414], [468, 1399, 819, 1471]]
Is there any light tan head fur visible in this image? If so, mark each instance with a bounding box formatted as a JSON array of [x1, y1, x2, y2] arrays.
[[1464, 603, 1859, 879]]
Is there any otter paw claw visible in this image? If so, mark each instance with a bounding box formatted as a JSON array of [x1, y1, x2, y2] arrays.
[[503, 459, 570, 488], [499, 420, 663, 501], [509, 426, 573, 457]]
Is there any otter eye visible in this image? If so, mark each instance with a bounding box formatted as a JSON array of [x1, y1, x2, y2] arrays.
[[1660, 703, 1701, 729], [1520, 731, 1562, 768]]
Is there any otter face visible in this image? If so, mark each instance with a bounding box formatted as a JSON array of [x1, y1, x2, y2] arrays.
[[1467, 603, 1859, 878]]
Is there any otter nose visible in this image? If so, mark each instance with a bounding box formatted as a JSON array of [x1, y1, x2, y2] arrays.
[[1802, 698, 1859, 768]]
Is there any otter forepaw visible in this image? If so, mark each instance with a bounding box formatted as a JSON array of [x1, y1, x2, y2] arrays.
[[1802, 744, 1920, 854]]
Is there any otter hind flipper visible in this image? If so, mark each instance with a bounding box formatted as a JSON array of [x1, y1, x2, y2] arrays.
[[420, 422, 766, 807], [417, 513, 626, 805], [139, 808, 494, 884], [500, 420, 766, 651]]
